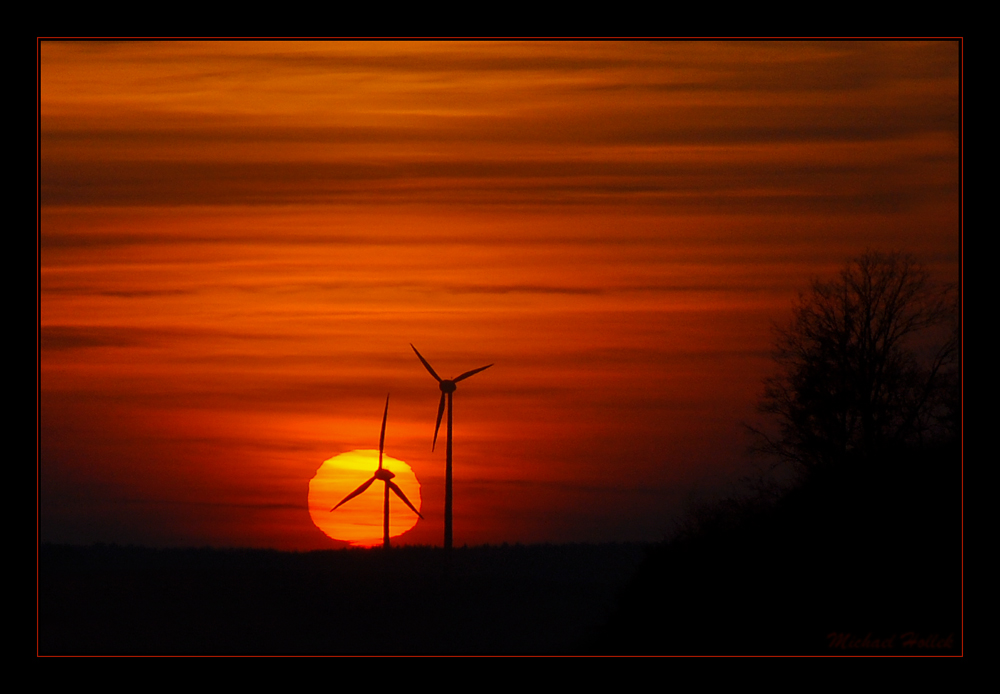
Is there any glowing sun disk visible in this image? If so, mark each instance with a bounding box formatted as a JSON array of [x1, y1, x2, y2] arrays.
[[308, 450, 421, 547]]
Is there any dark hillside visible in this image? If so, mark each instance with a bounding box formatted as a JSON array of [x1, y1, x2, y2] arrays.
[[593, 443, 962, 654]]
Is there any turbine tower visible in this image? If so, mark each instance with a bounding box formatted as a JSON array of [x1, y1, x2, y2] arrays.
[[411, 344, 492, 550], [331, 394, 422, 548]]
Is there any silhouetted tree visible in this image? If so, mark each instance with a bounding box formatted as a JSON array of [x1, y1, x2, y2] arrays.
[[751, 250, 958, 470]]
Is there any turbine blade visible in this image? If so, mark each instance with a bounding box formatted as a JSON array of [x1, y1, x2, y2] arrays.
[[379, 394, 389, 470], [432, 392, 445, 452], [411, 344, 442, 382], [388, 481, 423, 519], [330, 476, 376, 511], [454, 363, 493, 383]]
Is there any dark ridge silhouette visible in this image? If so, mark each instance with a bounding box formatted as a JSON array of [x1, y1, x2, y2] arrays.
[[590, 441, 961, 655], [584, 249, 954, 654], [39, 542, 645, 655], [330, 394, 422, 549], [411, 344, 493, 551]]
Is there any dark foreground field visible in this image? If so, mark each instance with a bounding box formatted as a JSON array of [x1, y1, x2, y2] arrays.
[[40, 542, 646, 655]]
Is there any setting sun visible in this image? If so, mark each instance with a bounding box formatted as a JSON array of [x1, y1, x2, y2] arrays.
[[308, 450, 422, 547]]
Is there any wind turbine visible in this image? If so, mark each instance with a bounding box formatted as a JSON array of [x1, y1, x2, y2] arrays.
[[410, 344, 492, 550], [330, 394, 423, 549]]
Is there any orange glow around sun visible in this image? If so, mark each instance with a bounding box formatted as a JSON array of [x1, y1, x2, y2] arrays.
[[308, 450, 422, 547]]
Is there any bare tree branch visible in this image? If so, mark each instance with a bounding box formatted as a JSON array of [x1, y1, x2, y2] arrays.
[[749, 250, 958, 471]]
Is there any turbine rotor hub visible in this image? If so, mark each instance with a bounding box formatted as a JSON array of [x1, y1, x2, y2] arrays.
[[374, 469, 395, 480], [439, 380, 457, 393]]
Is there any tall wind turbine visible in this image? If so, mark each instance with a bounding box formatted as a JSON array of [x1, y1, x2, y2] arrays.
[[410, 344, 492, 550], [331, 394, 423, 549]]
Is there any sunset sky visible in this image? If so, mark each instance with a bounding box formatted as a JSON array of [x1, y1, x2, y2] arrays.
[[39, 41, 961, 550]]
